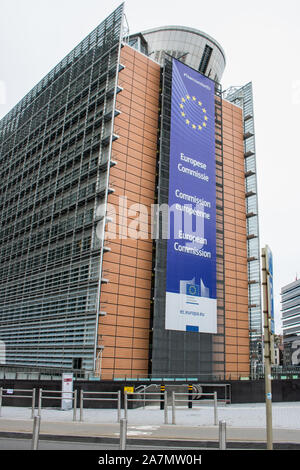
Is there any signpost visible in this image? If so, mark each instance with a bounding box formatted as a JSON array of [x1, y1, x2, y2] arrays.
[[266, 245, 275, 365], [62, 373, 73, 411], [261, 245, 275, 450]]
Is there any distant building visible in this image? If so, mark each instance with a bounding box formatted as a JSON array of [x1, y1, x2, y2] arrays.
[[281, 279, 300, 366]]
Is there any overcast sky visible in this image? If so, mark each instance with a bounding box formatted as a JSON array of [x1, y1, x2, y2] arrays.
[[1, 0, 300, 334]]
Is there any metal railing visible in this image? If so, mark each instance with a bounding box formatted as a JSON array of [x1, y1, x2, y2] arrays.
[[0, 387, 36, 419], [5, 363, 300, 381], [124, 391, 169, 424], [79, 390, 121, 423], [0, 387, 219, 426], [195, 383, 231, 405], [0, 387, 122, 423], [1, 386, 228, 450], [37, 388, 78, 421], [3, 362, 300, 382], [171, 391, 219, 426], [0, 364, 86, 380]]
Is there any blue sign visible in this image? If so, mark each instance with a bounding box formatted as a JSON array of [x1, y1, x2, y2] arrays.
[[165, 59, 217, 333], [266, 246, 275, 334]]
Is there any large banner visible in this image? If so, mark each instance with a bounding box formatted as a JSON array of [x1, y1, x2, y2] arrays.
[[165, 59, 217, 334]]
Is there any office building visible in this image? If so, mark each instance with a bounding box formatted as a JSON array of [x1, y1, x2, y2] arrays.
[[224, 84, 263, 370], [281, 279, 300, 365], [0, 4, 261, 379]]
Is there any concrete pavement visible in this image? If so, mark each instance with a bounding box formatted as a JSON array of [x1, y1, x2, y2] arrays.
[[0, 417, 300, 449]]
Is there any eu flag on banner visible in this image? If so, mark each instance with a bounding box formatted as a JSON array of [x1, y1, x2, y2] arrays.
[[186, 284, 200, 297]]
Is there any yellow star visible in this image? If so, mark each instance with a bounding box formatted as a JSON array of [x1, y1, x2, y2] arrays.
[[198, 101, 202, 106], [186, 119, 190, 125], [192, 96, 196, 101], [204, 116, 208, 121], [181, 112, 185, 117], [182, 98, 186, 102], [203, 122, 207, 127], [198, 125, 202, 130], [202, 108, 207, 113], [186, 95, 190, 100], [192, 124, 196, 129]]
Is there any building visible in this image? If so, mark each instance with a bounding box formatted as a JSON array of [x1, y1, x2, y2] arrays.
[[224, 84, 263, 370], [0, 4, 261, 379], [281, 279, 300, 366]]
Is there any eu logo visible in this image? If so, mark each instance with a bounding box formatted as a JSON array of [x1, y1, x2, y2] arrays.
[[179, 95, 209, 131], [186, 284, 200, 297]]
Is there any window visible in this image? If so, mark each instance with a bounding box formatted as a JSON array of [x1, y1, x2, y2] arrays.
[[73, 358, 83, 369], [198, 45, 213, 75]]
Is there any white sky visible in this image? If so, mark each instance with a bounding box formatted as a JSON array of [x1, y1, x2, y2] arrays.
[[1, 0, 300, 334]]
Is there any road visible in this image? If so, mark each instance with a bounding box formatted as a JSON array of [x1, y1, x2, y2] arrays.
[[0, 436, 208, 451]]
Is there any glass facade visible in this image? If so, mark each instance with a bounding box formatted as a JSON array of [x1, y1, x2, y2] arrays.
[[224, 83, 263, 369], [0, 5, 125, 371], [282, 280, 300, 335], [282, 279, 300, 366]]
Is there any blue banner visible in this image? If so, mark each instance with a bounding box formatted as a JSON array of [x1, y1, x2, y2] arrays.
[[266, 246, 275, 335], [165, 59, 217, 333]]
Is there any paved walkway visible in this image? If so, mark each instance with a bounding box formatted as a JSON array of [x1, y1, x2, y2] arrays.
[[0, 416, 300, 447], [1, 403, 300, 449]]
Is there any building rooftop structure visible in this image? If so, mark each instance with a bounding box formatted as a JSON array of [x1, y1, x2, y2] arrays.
[[129, 25, 226, 83]]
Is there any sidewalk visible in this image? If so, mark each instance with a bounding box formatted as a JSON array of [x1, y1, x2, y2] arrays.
[[1, 417, 300, 444], [0, 403, 300, 448]]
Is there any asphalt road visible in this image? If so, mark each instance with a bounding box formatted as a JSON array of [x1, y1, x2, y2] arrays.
[[0, 437, 108, 450], [0, 437, 206, 451]]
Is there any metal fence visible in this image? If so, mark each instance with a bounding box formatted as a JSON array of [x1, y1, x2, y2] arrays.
[[0, 387, 36, 418], [0, 387, 122, 422], [37, 388, 78, 421], [79, 390, 121, 422], [4, 363, 300, 381], [0, 387, 219, 424], [124, 391, 169, 424], [171, 391, 219, 426]]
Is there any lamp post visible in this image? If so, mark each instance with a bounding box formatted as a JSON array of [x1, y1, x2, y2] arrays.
[[261, 245, 275, 450]]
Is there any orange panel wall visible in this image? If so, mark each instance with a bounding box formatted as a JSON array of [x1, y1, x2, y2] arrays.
[[222, 99, 250, 377], [97, 46, 160, 378]]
